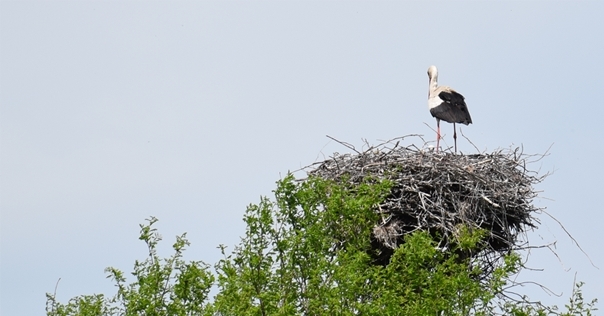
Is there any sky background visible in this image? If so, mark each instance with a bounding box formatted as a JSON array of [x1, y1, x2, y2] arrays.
[[1, 1, 603, 315]]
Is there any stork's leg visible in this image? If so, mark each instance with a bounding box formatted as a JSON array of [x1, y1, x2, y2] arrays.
[[453, 123, 457, 153], [436, 119, 441, 152]]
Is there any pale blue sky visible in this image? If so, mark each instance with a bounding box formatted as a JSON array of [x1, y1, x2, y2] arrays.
[[1, 1, 603, 315]]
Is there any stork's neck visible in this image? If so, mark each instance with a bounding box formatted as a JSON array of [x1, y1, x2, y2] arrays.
[[429, 76, 438, 96]]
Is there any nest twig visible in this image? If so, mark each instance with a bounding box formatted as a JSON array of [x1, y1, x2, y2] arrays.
[[303, 136, 547, 274]]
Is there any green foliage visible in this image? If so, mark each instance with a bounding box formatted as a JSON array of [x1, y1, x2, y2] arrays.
[[212, 175, 392, 315], [501, 282, 598, 316], [46, 175, 597, 316], [46, 294, 113, 316], [47, 217, 215, 316]]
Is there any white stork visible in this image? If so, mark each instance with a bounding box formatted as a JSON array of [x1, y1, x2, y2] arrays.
[[427, 65, 472, 153]]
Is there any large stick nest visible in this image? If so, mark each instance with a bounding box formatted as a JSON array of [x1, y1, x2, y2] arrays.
[[305, 138, 547, 268]]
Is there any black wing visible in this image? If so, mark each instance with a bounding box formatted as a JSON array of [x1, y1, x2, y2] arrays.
[[430, 90, 472, 125]]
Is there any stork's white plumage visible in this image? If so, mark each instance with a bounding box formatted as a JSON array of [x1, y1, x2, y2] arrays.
[[427, 65, 472, 153]]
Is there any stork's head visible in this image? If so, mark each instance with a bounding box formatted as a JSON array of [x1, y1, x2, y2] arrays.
[[427, 65, 438, 80]]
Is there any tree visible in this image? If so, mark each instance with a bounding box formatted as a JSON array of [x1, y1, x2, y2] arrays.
[[46, 175, 597, 316]]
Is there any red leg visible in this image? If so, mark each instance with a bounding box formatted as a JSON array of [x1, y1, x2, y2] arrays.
[[436, 119, 441, 152]]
